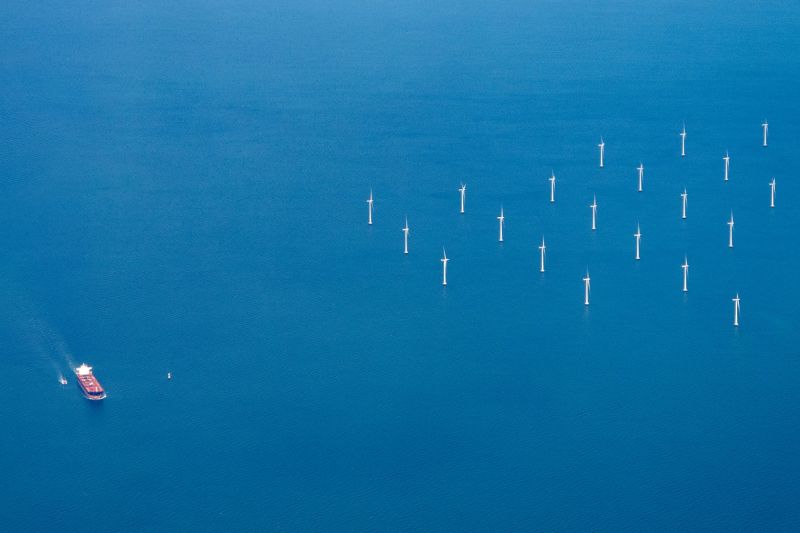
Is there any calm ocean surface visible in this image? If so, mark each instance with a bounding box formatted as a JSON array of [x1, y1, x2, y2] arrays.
[[2, 1, 799, 531]]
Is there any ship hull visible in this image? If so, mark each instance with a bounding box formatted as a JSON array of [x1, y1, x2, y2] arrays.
[[78, 387, 106, 401], [74, 367, 106, 400]]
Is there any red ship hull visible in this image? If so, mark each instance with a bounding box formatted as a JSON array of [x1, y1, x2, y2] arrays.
[[74, 367, 106, 400]]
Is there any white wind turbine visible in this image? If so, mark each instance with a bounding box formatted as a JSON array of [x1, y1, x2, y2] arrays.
[[637, 163, 644, 192], [598, 137, 605, 168], [539, 237, 546, 273], [723, 151, 730, 181], [770, 178, 776, 208], [367, 189, 373, 225], [680, 124, 687, 157], [583, 270, 591, 306], [732, 293, 741, 327], [590, 195, 598, 231], [728, 211, 735, 248], [682, 256, 689, 292], [762, 120, 768, 147], [681, 189, 688, 219], [441, 248, 449, 286], [497, 206, 505, 242], [549, 171, 556, 203], [402, 217, 410, 254], [459, 183, 466, 214], [634, 223, 642, 260]]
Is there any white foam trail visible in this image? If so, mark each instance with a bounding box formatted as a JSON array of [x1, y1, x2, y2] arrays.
[[9, 291, 77, 381], [20, 319, 64, 382]]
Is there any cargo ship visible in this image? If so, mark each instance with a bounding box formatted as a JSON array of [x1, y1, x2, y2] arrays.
[[74, 364, 106, 400]]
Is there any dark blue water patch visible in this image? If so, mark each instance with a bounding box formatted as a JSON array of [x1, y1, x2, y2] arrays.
[[1, 1, 799, 531]]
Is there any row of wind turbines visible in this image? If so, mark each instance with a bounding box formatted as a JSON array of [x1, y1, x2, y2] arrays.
[[367, 121, 772, 327]]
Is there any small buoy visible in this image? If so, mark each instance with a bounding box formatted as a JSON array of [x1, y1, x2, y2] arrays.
[[59, 375, 68, 385], [167, 372, 172, 380]]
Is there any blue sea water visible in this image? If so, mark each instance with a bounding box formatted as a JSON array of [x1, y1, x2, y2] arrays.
[[1, 1, 800, 530]]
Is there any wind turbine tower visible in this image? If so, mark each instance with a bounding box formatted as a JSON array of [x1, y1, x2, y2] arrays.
[[681, 189, 688, 219], [680, 124, 687, 157], [441, 248, 449, 286], [770, 178, 776, 208], [724, 151, 730, 181], [539, 237, 546, 273], [637, 163, 644, 192], [728, 212, 735, 248], [497, 206, 505, 242], [583, 270, 591, 306], [682, 256, 689, 292], [598, 138, 605, 168], [402, 217, 410, 254]]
